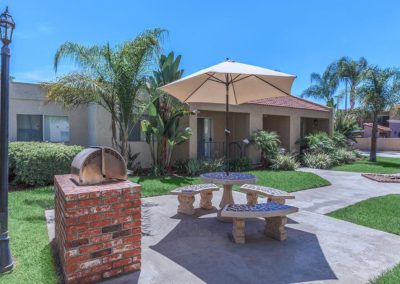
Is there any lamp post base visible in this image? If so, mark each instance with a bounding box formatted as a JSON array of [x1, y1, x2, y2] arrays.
[[0, 234, 13, 273]]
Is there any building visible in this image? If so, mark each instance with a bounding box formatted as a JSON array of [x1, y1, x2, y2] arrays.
[[9, 81, 333, 168]]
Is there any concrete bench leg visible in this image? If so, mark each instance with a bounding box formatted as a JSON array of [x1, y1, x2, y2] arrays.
[[246, 192, 259, 206], [232, 218, 246, 244], [265, 216, 287, 241], [200, 190, 213, 210], [177, 195, 195, 215], [267, 197, 286, 204]]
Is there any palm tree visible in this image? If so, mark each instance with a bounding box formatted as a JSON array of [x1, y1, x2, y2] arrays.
[[142, 52, 192, 172], [336, 57, 368, 110], [301, 64, 339, 107], [43, 29, 165, 161], [357, 66, 400, 161]]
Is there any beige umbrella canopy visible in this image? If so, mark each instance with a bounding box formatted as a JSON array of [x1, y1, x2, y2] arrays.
[[159, 59, 296, 174]]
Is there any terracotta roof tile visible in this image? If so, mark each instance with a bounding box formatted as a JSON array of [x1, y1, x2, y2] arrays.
[[246, 96, 330, 112], [363, 123, 392, 132]]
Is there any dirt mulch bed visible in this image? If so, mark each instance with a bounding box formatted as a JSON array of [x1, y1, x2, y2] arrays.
[[362, 173, 400, 183]]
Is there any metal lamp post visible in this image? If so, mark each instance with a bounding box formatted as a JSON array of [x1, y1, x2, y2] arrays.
[[0, 6, 15, 273]]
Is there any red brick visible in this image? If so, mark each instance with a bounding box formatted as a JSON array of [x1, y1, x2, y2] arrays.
[[90, 234, 112, 244], [123, 248, 141, 258], [89, 192, 101, 198], [113, 258, 132, 268], [78, 199, 100, 207], [79, 243, 104, 254], [65, 202, 78, 209], [79, 258, 102, 270], [66, 208, 89, 217], [114, 216, 132, 224], [65, 218, 78, 226], [123, 221, 141, 229], [103, 238, 123, 248], [79, 228, 102, 238], [91, 219, 112, 228], [102, 189, 122, 197], [112, 202, 134, 209], [124, 262, 141, 272], [68, 224, 88, 233], [79, 213, 104, 223], [67, 254, 89, 264], [104, 211, 120, 219], [122, 235, 141, 243], [103, 196, 121, 204], [91, 205, 111, 213], [77, 192, 90, 200], [92, 263, 112, 273], [102, 253, 123, 263], [103, 268, 123, 278], [113, 243, 140, 253]]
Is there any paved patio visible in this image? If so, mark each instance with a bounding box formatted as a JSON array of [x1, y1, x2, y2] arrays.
[[46, 169, 400, 284]]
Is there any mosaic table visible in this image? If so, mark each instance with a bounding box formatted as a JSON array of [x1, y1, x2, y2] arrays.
[[200, 172, 257, 222]]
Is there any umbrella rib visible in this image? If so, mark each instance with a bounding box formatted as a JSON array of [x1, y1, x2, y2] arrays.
[[231, 74, 241, 84], [253, 75, 291, 96], [231, 75, 252, 84], [206, 72, 225, 84], [230, 74, 238, 104], [183, 76, 212, 103]]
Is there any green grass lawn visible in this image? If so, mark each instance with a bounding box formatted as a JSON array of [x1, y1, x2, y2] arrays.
[[0, 187, 57, 284], [1, 169, 329, 283], [328, 194, 400, 283], [331, 156, 400, 174], [130, 170, 330, 197]]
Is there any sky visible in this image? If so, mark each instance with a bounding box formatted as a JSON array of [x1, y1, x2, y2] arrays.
[[6, 0, 400, 106]]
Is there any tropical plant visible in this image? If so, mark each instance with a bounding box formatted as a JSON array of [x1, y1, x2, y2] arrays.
[[334, 110, 360, 141], [301, 64, 339, 107], [331, 148, 357, 165], [141, 52, 193, 170], [229, 158, 252, 172], [357, 66, 400, 161], [175, 158, 224, 177], [302, 152, 332, 169], [251, 130, 280, 165], [335, 57, 368, 110], [43, 29, 165, 161], [301, 132, 335, 154], [271, 154, 300, 171]]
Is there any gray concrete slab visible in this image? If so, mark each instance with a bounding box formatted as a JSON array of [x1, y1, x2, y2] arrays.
[[45, 169, 400, 284], [294, 168, 400, 214], [359, 151, 400, 158]]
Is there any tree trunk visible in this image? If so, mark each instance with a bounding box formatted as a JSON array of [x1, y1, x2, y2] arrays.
[[370, 116, 378, 162], [350, 86, 356, 110]]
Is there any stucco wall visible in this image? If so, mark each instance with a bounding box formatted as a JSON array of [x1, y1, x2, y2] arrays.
[[10, 82, 88, 145], [355, 137, 400, 151], [263, 115, 290, 150]]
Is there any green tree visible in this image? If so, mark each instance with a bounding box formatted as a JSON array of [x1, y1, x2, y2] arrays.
[[251, 130, 280, 167], [141, 52, 192, 172], [301, 64, 339, 107], [357, 66, 400, 161], [43, 29, 165, 161], [334, 110, 360, 140], [336, 57, 368, 110]]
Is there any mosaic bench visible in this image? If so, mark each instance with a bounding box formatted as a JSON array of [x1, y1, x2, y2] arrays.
[[240, 184, 295, 205], [170, 184, 220, 215], [221, 202, 299, 244]]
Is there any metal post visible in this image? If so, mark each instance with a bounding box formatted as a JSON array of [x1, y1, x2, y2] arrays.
[[0, 44, 13, 273], [225, 75, 229, 175]]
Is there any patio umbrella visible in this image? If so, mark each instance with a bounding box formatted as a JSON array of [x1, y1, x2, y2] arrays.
[[159, 59, 296, 174]]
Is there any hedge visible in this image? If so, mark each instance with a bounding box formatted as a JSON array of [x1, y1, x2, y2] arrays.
[[9, 142, 84, 186]]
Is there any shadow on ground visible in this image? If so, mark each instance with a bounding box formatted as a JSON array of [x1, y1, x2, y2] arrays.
[[150, 213, 337, 284]]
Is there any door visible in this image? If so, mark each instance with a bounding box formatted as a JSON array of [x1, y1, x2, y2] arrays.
[[197, 118, 213, 159]]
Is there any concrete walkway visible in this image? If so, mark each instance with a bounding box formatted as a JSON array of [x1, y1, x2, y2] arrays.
[[97, 169, 400, 284]]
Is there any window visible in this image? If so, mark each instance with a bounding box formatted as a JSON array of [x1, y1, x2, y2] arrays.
[[17, 114, 43, 141], [17, 114, 70, 143], [44, 116, 70, 143]]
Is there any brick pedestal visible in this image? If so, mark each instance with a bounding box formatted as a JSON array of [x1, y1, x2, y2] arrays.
[[54, 175, 141, 283]]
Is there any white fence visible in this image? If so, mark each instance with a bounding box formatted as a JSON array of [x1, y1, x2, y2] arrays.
[[355, 138, 400, 151]]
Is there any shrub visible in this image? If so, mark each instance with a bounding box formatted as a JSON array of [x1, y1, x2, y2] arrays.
[[229, 158, 252, 172], [175, 158, 224, 177], [302, 132, 335, 154], [251, 130, 280, 163], [334, 110, 360, 140], [331, 148, 357, 165], [271, 154, 300, 171], [302, 152, 332, 169], [9, 142, 84, 186]]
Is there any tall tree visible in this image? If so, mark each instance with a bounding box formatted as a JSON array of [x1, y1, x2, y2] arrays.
[[43, 29, 165, 161], [357, 66, 400, 161], [141, 52, 192, 173], [336, 57, 368, 110], [301, 64, 339, 107]]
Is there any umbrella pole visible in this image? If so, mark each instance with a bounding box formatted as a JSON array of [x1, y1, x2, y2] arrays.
[[225, 80, 229, 176]]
